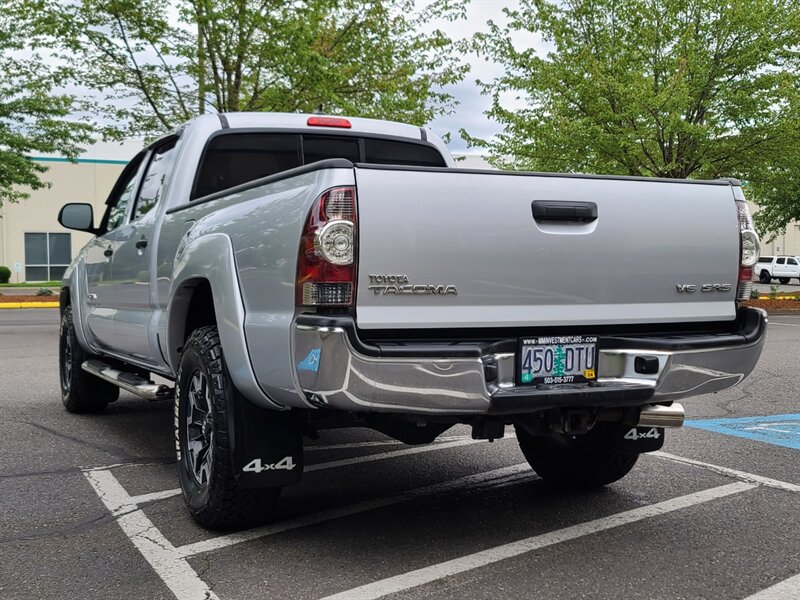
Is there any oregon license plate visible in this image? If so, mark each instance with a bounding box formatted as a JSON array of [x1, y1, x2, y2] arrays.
[[519, 335, 598, 385]]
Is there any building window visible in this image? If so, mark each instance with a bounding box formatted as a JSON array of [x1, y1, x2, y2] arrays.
[[24, 232, 71, 282]]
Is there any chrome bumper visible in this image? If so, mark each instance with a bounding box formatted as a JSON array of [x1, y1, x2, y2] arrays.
[[292, 309, 767, 416]]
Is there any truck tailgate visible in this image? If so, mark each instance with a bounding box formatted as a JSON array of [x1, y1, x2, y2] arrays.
[[354, 166, 740, 329]]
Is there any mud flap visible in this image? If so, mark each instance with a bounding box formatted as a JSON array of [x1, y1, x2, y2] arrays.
[[619, 425, 665, 453], [230, 397, 304, 489]]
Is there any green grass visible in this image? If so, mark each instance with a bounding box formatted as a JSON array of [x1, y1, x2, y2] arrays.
[[0, 281, 60, 288]]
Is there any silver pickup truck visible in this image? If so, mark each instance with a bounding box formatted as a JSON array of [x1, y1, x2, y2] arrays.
[[57, 112, 767, 528]]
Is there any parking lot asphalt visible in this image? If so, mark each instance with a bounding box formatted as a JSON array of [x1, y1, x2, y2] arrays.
[[1, 309, 798, 600]]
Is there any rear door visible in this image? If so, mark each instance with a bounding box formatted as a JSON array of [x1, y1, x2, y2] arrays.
[[106, 137, 179, 364], [774, 257, 800, 278], [84, 153, 145, 349], [354, 167, 740, 329], [788, 257, 800, 277], [773, 257, 787, 278]]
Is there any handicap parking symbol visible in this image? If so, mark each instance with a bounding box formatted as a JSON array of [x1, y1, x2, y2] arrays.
[[685, 413, 800, 450], [297, 348, 321, 372]]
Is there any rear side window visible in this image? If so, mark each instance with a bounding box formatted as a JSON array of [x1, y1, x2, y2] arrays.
[[106, 154, 146, 231], [776, 258, 786, 264], [364, 138, 446, 167], [133, 138, 179, 221], [193, 134, 301, 200], [192, 131, 447, 200]]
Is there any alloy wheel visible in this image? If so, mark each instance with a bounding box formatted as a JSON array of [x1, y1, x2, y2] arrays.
[[185, 370, 215, 486]]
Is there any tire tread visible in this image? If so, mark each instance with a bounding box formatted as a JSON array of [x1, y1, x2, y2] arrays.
[[177, 326, 280, 529], [60, 306, 119, 413], [515, 423, 639, 489]]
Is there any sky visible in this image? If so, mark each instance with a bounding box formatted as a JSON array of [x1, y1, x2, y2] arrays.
[[423, 1, 542, 153]]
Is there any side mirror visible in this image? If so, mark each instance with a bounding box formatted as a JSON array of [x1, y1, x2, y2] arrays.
[[58, 203, 97, 234]]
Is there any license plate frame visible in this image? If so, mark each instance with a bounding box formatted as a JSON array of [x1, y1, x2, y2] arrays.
[[518, 335, 598, 385]]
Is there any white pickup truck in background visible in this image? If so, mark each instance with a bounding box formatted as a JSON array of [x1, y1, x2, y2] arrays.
[[756, 256, 800, 284]]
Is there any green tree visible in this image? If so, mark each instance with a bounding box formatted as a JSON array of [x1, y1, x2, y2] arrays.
[[467, 0, 800, 235], [17, 0, 467, 139], [751, 162, 800, 240], [0, 14, 94, 207], [748, 100, 800, 239]]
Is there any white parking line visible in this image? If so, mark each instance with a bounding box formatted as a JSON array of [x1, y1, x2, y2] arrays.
[[124, 436, 508, 506], [768, 321, 800, 327], [85, 463, 535, 600], [177, 463, 534, 558], [744, 572, 800, 599], [652, 452, 800, 493], [130, 488, 182, 505], [318, 482, 756, 600], [83, 469, 219, 600], [85, 444, 786, 600]]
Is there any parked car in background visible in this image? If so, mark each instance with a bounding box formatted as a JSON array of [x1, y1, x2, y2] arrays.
[[756, 256, 800, 284]]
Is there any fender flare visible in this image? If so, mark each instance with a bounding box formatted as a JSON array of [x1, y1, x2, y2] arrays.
[[167, 232, 285, 410], [61, 263, 96, 355]]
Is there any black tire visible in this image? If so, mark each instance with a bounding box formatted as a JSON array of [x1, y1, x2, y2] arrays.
[[59, 305, 119, 413], [515, 422, 639, 489], [176, 326, 280, 529], [759, 271, 771, 284], [779, 278, 790, 285]]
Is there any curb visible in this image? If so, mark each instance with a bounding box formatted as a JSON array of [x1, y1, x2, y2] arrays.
[[0, 302, 60, 309]]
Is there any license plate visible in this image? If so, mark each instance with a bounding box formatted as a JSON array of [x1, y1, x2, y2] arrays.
[[519, 335, 598, 385]]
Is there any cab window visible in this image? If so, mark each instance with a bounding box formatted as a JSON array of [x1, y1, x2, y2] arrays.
[[303, 136, 360, 164], [192, 134, 300, 200], [191, 132, 447, 200], [104, 153, 146, 232], [132, 138, 179, 221], [363, 138, 446, 167]]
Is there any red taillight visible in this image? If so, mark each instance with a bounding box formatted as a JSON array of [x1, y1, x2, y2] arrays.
[[734, 197, 760, 302], [307, 116, 352, 129], [737, 265, 754, 302], [296, 187, 357, 306]]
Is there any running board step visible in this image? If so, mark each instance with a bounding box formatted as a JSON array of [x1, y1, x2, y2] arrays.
[[81, 359, 174, 401]]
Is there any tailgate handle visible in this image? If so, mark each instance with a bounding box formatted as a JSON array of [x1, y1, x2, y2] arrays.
[[532, 201, 597, 223]]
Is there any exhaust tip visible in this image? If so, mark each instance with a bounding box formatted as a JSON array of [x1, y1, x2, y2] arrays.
[[637, 403, 685, 428]]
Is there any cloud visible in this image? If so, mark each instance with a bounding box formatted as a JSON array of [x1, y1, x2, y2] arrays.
[[428, 80, 496, 153], [424, 1, 542, 154]]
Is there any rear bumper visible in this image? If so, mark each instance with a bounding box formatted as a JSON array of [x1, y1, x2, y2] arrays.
[[291, 308, 767, 416]]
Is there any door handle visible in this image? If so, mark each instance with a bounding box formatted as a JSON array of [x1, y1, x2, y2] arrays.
[[135, 239, 148, 250], [103, 247, 113, 257], [532, 201, 598, 223]]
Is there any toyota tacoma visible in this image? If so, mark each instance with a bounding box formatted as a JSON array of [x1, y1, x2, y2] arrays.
[[57, 112, 767, 528]]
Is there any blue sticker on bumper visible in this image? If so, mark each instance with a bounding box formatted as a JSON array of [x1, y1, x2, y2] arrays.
[[685, 414, 800, 450], [297, 348, 321, 372]]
